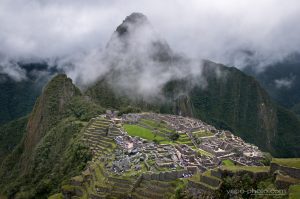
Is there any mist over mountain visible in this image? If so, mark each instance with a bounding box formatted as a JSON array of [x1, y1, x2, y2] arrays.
[[1, 0, 300, 84], [0, 62, 56, 124], [244, 53, 300, 112], [1, 7, 300, 198]]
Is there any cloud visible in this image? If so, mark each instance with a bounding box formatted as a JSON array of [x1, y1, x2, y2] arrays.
[[61, 13, 207, 101], [0, 60, 27, 81], [0, 0, 300, 80], [274, 76, 295, 89]]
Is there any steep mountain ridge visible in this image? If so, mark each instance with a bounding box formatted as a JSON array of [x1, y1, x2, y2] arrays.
[[24, 74, 81, 153], [0, 74, 104, 198]]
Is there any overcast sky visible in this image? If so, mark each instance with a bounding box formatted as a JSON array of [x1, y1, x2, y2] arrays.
[[1, 0, 300, 77]]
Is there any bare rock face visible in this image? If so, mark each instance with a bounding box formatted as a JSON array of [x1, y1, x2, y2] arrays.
[[24, 74, 81, 152]]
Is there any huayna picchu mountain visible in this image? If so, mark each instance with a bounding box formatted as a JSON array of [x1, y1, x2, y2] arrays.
[[0, 12, 300, 198], [86, 13, 300, 158]]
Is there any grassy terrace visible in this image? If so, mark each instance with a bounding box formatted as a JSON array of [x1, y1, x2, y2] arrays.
[[276, 174, 300, 184], [221, 165, 270, 173], [272, 158, 300, 169], [289, 185, 300, 199], [124, 124, 171, 144], [192, 130, 214, 138], [140, 119, 170, 131], [222, 159, 235, 166], [176, 133, 194, 146], [197, 149, 214, 157]]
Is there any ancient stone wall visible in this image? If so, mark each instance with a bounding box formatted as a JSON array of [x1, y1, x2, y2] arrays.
[[275, 177, 294, 190], [211, 169, 222, 178], [187, 180, 214, 192], [200, 175, 221, 187], [270, 163, 300, 179], [220, 169, 269, 181], [132, 174, 143, 192], [142, 170, 188, 181]]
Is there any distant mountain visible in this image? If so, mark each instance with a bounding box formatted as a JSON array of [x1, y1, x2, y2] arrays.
[[0, 62, 55, 124], [244, 53, 300, 114]]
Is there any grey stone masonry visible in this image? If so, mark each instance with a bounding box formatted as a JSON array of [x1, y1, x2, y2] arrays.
[[142, 170, 189, 181], [270, 163, 300, 179]]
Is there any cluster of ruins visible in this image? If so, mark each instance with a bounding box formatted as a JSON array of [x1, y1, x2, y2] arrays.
[[103, 112, 264, 176]]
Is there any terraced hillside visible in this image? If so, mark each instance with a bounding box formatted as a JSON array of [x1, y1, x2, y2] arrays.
[[83, 117, 119, 161], [53, 116, 190, 198], [58, 116, 138, 198], [187, 170, 223, 198], [132, 179, 179, 199]]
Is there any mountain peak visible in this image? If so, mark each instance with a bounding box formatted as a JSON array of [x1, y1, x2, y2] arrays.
[[116, 12, 149, 36], [124, 12, 148, 24], [24, 74, 81, 152]]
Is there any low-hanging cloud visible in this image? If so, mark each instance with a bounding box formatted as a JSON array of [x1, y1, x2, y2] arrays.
[[61, 13, 207, 101], [1, 0, 300, 82], [274, 76, 295, 89]]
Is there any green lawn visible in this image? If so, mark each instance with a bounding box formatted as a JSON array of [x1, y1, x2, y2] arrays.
[[124, 124, 170, 144], [222, 159, 235, 166], [197, 149, 214, 157], [139, 119, 172, 133], [221, 165, 270, 173], [176, 134, 194, 146], [272, 158, 300, 169]]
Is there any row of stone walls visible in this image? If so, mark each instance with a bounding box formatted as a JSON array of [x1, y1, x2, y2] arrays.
[[131, 174, 143, 192], [200, 175, 221, 187], [211, 169, 222, 178], [198, 145, 216, 155], [220, 169, 269, 181], [187, 180, 216, 193], [142, 170, 188, 181], [270, 163, 300, 179]]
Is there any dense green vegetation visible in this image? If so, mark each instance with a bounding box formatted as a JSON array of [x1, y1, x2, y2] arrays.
[[0, 116, 28, 163], [67, 96, 105, 121], [289, 185, 300, 199], [274, 107, 300, 157], [0, 63, 52, 124], [0, 118, 92, 198], [219, 174, 281, 199], [0, 74, 102, 198], [244, 53, 300, 109]]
